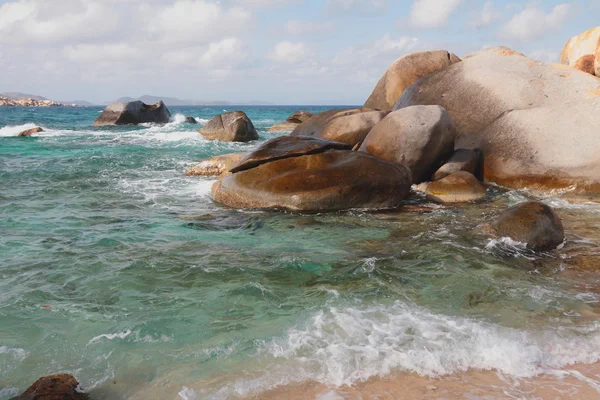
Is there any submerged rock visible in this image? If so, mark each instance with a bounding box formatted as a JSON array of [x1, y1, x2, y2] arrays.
[[425, 171, 487, 203], [487, 201, 565, 251], [184, 116, 197, 124], [291, 108, 389, 147], [18, 127, 44, 137], [186, 153, 247, 177], [359, 105, 456, 183], [93, 101, 171, 126], [10, 374, 88, 400], [211, 136, 411, 212], [395, 46, 600, 191], [433, 149, 483, 181], [199, 111, 258, 142], [364, 50, 461, 110], [560, 27, 600, 76]]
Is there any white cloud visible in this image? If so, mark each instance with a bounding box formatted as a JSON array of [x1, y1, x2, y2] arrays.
[[410, 0, 464, 29], [63, 43, 143, 64], [500, 3, 572, 41], [283, 20, 334, 35], [200, 38, 246, 67], [529, 50, 560, 63], [469, 1, 500, 29], [269, 41, 311, 64]]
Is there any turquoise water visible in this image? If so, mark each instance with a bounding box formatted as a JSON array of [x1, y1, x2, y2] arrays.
[[1, 106, 600, 399]]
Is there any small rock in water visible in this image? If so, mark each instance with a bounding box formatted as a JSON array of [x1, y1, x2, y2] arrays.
[[488, 201, 565, 251], [433, 148, 483, 181], [10, 374, 88, 400], [185, 153, 247, 177], [184, 116, 197, 124], [18, 127, 44, 137], [199, 111, 258, 142], [425, 171, 487, 203]]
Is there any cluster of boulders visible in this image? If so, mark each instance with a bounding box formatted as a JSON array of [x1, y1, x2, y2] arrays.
[[0, 97, 63, 107], [561, 27, 600, 76]]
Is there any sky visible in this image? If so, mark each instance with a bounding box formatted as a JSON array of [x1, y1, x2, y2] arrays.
[[0, 0, 598, 105]]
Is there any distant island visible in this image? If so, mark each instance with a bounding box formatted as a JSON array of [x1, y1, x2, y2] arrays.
[[0, 92, 274, 107]]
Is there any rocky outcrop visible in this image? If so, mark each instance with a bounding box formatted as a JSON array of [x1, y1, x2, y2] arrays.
[[395, 47, 600, 192], [560, 27, 600, 76], [10, 374, 88, 400], [424, 171, 487, 203], [291, 108, 389, 147], [185, 116, 198, 124], [211, 136, 412, 212], [268, 110, 315, 132], [0, 97, 63, 107], [433, 149, 483, 181], [486, 201, 565, 251], [93, 101, 171, 126], [186, 153, 247, 177], [18, 127, 44, 137], [359, 105, 456, 183], [199, 111, 258, 142], [364, 50, 461, 110]]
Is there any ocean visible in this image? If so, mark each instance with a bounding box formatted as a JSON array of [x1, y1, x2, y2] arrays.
[[1, 106, 600, 399]]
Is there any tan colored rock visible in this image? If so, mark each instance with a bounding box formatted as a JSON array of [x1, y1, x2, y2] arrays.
[[574, 54, 596, 75], [199, 111, 258, 142], [395, 46, 600, 192], [268, 110, 314, 132], [433, 149, 483, 181], [268, 122, 299, 132], [364, 50, 461, 110], [291, 108, 389, 147], [560, 26, 600, 76], [425, 171, 487, 203], [186, 153, 247, 177], [359, 105, 456, 184], [18, 127, 44, 137], [10, 374, 88, 400]]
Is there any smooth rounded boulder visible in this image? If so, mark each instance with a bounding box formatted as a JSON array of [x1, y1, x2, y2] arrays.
[[186, 153, 247, 177], [425, 171, 487, 203], [200, 111, 258, 142], [18, 127, 44, 137], [211, 136, 412, 212], [395, 46, 600, 192], [10, 374, 88, 400], [184, 116, 198, 124], [268, 110, 314, 132], [93, 101, 171, 126], [433, 148, 483, 181], [364, 50, 461, 110], [291, 108, 389, 147], [560, 26, 600, 76], [359, 105, 456, 184], [487, 201, 565, 251]]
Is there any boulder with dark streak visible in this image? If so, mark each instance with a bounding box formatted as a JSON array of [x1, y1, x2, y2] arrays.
[[93, 101, 171, 126], [10, 374, 88, 400], [200, 111, 258, 142]]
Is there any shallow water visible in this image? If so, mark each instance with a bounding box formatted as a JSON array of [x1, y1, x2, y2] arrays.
[[1, 106, 600, 399]]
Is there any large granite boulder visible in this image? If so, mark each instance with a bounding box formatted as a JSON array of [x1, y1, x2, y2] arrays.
[[359, 105, 456, 184], [200, 111, 258, 142], [10, 374, 88, 400], [433, 148, 483, 181], [364, 50, 461, 110], [211, 136, 412, 212], [18, 127, 44, 137], [291, 108, 389, 147], [268, 110, 315, 132], [93, 101, 171, 126], [424, 171, 487, 203], [486, 201, 565, 251], [185, 153, 247, 177], [560, 27, 600, 76], [394, 47, 600, 192]]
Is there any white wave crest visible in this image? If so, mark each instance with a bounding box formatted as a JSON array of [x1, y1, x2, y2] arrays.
[[0, 123, 41, 137], [0, 345, 29, 362], [87, 330, 132, 345]]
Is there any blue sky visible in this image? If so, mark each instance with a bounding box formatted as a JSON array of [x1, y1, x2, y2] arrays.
[[0, 0, 597, 104]]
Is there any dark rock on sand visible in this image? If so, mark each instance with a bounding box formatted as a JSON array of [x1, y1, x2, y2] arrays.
[[394, 46, 600, 192], [359, 105, 456, 183], [364, 50, 461, 111], [10, 374, 88, 400], [212, 136, 411, 212], [425, 171, 487, 203], [186, 153, 247, 177], [433, 149, 483, 181], [199, 111, 258, 142], [488, 201, 565, 251], [291, 108, 389, 147], [93, 101, 171, 126], [18, 127, 44, 137]]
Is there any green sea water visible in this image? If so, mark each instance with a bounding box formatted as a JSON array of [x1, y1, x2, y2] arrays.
[[1, 106, 600, 399]]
